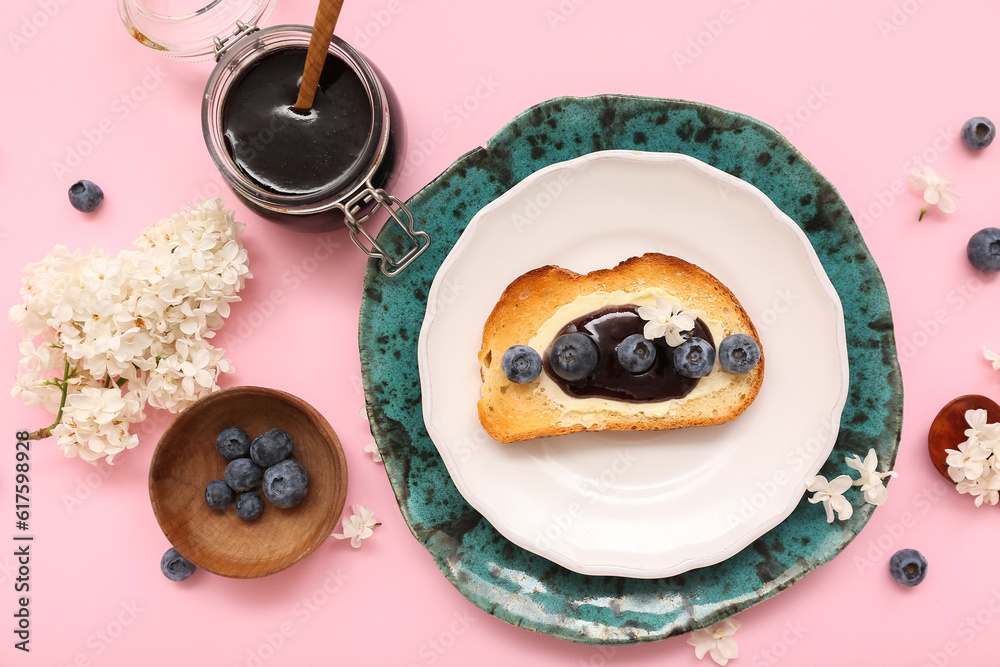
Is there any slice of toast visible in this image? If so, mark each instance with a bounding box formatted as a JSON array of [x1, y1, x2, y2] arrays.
[[477, 253, 764, 443]]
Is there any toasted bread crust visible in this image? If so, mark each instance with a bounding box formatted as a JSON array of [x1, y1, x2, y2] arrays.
[[477, 253, 764, 442]]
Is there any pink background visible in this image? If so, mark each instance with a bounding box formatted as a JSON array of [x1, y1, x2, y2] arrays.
[[3, 0, 1000, 664]]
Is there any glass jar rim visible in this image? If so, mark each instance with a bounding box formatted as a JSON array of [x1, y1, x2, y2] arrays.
[[119, 0, 277, 61]]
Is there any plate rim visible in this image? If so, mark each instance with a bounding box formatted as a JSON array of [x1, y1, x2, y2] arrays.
[[417, 149, 851, 578]]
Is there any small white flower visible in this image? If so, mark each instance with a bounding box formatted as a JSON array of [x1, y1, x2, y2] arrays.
[[53, 386, 142, 464], [636, 296, 697, 347], [964, 408, 1000, 451], [806, 474, 854, 523], [363, 441, 383, 463], [687, 618, 740, 666], [945, 440, 992, 482], [984, 346, 1000, 371], [845, 449, 898, 506], [956, 472, 1000, 507], [65, 387, 127, 426], [331, 505, 380, 548], [908, 166, 959, 219]]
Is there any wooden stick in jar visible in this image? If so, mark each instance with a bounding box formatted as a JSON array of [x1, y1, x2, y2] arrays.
[[293, 0, 345, 111]]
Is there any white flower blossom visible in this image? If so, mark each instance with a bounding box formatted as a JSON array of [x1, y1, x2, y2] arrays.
[[8, 199, 250, 464], [331, 505, 380, 548], [985, 346, 1000, 371], [806, 474, 854, 523], [845, 449, 898, 506], [52, 386, 142, 463], [942, 409, 1000, 507], [956, 472, 1000, 507], [963, 408, 1000, 451], [363, 441, 383, 463], [945, 440, 992, 482], [908, 166, 959, 219], [636, 296, 697, 347], [687, 618, 740, 666]]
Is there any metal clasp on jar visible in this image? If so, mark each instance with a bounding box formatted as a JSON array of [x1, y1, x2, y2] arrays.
[[339, 185, 430, 277], [212, 21, 260, 62]]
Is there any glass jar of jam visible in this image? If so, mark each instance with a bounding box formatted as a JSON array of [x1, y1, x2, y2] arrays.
[[119, 0, 429, 276]]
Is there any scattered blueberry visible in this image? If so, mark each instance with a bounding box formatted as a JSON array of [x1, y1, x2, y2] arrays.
[[216, 426, 251, 460], [967, 228, 1000, 272], [889, 548, 927, 587], [250, 428, 294, 467], [673, 337, 715, 379], [224, 457, 262, 492], [718, 334, 761, 374], [961, 116, 995, 150], [205, 479, 234, 510], [549, 333, 599, 381], [235, 491, 264, 520], [263, 459, 309, 508], [160, 547, 196, 581], [68, 180, 104, 212], [616, 333, 656, 374], [500, 345, 543, 383]]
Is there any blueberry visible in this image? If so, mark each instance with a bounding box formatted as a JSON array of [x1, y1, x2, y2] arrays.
[[224, 457, 261, 492], [235, 491, 264, 520], [889, 548, 927, 587], [500, 345, 543, 383], [263, 459, 309, 508], [216, 426, 251, 460], [616, 333, 656, 374], [68, 180, 104, 212], [160, 547, 196, 581], [673, 337, 715, 378], [205, 479, 234, 509], [961, 116, 995, 150], [968, 228, 1000, 272], [718, 334, 761, 374], [250, 428, 293, 467], [549, 333, 599, 381]]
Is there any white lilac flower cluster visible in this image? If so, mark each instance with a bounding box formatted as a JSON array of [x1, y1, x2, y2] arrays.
[[9, 199, 251, 464], [945, 408, 1000, 506], [806, 448, 898, 523]]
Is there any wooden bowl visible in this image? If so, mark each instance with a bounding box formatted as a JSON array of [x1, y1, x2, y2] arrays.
[[928, 394, 1000, 481], [149, 386, 348, 578]]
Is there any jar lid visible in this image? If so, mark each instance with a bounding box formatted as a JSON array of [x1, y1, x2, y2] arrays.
[[119, 0, 278, 62]]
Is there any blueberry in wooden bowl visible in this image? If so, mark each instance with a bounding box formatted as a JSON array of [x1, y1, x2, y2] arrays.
[[149, 386, 348, 578]]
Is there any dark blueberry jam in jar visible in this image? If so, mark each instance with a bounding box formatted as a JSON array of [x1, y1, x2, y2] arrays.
[[202, 26, 428, 275], [222, 49, 374, 197]]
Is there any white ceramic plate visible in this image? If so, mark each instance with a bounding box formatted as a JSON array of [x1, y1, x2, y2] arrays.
[[417, 150, 849, 578]]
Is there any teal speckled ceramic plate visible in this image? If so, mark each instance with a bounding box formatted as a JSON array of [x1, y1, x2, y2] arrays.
[[359, 95, 902, 644]]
